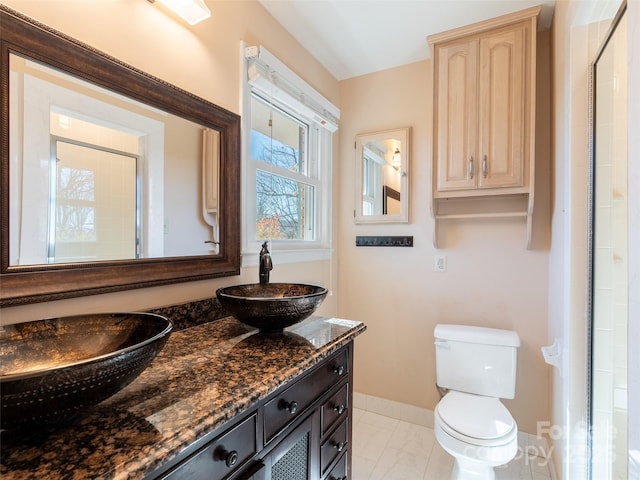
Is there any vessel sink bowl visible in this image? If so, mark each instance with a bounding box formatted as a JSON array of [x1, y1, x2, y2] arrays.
[[0, 312, 172, 428], [216, 283, 327, 332]]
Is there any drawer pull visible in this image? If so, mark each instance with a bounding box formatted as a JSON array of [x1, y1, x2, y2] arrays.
[[333, 441, 345, 452], [220, 449, 238, 468], [333, 365, 345, 376], [283, 400, 298, 414], [333, 404, 345, 415]]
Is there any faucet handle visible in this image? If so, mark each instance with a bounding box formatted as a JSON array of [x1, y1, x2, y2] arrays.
[[259, 241, 273, 284]]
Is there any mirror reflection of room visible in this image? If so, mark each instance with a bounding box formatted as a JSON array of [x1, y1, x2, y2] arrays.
[[8, 52, 218, 266], [361, 138, 400, 215], [51, 134, 138, 263], [354, 127, 410, 224]]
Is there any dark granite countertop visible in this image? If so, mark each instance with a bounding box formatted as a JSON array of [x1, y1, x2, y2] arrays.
[[0, 315, 366, 479]]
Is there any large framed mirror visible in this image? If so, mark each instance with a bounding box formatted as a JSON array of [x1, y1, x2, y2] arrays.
[[0, 6, 241, 307], [354, 127, 410, 224]]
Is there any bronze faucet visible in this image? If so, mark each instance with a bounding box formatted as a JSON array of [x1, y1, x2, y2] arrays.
[[259, 241, 273, 284]]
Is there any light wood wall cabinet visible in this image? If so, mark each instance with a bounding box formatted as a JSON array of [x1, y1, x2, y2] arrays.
[[428, 6, 541, 248]]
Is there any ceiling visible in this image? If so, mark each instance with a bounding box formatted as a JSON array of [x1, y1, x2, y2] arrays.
[[258, 0, 556, 80]]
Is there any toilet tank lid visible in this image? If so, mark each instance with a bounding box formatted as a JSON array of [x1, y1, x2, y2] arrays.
[[434, 324, 520, 347]]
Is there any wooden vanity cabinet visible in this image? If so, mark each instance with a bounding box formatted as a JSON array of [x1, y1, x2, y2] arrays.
[[155, 344, 353, 480]]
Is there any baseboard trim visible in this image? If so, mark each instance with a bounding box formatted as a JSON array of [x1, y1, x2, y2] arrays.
[[353, 392, 434, 428]]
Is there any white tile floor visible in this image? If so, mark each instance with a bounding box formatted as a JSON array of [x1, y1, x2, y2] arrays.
[[351, 408, 553, 480]]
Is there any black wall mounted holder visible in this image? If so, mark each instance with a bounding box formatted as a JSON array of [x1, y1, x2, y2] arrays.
[[355, 236, 414, 247]]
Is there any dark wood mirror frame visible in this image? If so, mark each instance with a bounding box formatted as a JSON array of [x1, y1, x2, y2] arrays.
[[0, 6, 241, 307]]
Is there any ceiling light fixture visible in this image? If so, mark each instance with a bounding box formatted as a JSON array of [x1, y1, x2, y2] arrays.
[[149, 0, 211, 25], [392, 147, 401, 170]]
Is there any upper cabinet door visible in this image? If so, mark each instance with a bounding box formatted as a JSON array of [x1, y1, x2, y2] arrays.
[[431, 7, 537, 198], [435, 38, 478, 192], [478, 23, 527, 189]]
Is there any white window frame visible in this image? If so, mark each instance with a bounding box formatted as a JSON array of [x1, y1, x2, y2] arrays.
[[241, 44, 339, 267], [361, 145, 384, 216]]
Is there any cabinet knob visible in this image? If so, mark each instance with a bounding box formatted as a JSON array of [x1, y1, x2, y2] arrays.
[[468, 156, 475, 179], [333, 404, 345, 415], [333, 441, 345, 452], [333, 365, 345, 376], [482, 155, 488, 178], [283, 400, 298, 414], [219, 449, 238, 468]]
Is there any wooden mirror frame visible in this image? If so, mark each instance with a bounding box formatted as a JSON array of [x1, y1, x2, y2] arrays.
[[0, 6, 241, 307]]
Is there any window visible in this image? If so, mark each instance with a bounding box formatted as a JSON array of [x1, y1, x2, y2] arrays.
[[243, 45, 339, 264], [250, 94, 316, 241], [361, 145, 384, 216]]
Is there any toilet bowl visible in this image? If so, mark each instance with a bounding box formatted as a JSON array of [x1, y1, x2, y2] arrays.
[[433, 324, 521, 480], [434, 391, 518, 480]]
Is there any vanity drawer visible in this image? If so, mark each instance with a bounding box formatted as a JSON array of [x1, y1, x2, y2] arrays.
[[325, 451, 347, 480], [320, 419, 348, 476], [321, 383, 349, 436], [162, 414, 257, 480], [264, 348, 349, 443]]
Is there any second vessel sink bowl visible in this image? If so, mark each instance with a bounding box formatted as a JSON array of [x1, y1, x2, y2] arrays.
[[0, 312, 172, 428], [216, 283, 328, 332]]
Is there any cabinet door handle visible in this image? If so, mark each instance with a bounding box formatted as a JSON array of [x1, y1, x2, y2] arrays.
[[218, 449, 238, 468], [333, 441, 345, 452], [482, 155, 488, 178], [333, 365, 345, 376], [333, 404, 345, 415], [283, 400, 298, 414], [468, 156, 474, 179]]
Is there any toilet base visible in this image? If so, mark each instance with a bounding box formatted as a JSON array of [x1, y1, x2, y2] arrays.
[[434, 416, 517, 480], [451, 457, 496, 480]]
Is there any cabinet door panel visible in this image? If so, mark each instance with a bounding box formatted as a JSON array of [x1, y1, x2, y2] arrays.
[[320, 420, 348, 476], [435, 39, 478, 192], [262, 413, 319, 480], [325, 453, 347, 480], [321, 384, 349, 436], [478, 24, 526, 189]]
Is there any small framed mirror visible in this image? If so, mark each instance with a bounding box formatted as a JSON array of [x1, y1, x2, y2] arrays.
[[354, 127, 410, 223]]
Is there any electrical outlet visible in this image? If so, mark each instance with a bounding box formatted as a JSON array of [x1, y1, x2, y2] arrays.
[[434, 254, 447, 272]]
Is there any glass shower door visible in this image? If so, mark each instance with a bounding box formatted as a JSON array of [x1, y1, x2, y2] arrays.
[[590, 4, 628, 479]]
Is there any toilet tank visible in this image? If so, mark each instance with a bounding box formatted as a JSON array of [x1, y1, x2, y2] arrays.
[[434, 324, 520, 399]]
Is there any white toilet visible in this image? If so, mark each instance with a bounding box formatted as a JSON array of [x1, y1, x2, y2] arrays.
[[433, 324, 520, 480]]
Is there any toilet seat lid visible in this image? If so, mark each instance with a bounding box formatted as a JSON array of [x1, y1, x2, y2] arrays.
[[437, 391, 515, 440]]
